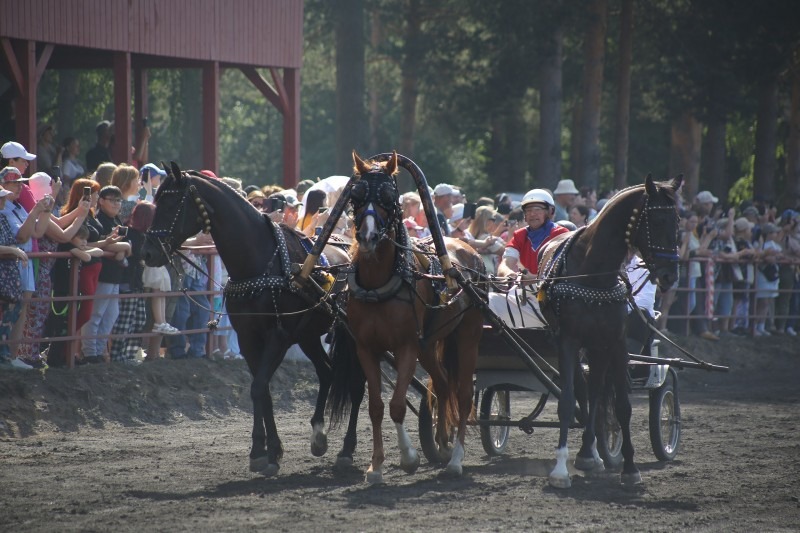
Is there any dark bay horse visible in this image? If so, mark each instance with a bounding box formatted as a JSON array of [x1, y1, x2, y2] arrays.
[[141, 163, 361, 477], [327, 151, 485, 484], [537, 174, 682, 488]]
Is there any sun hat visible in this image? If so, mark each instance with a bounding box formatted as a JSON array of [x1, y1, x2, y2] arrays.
[[520, 188, 555, 208], [433, 183, 456, 197], [733, 217, 754, 232], [695, 190, 718, 204], [449, 203, 465, 222], [553, 179, 579, 196], [0, 166, 28, 183], [761, 222, 779, 234], [1, 141, 36, 161], [742, 206, 759, 217]]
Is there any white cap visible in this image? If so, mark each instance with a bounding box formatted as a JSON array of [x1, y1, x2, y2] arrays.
[[520, 188, 555, 208], [433, 183, 456, 196], [696, 190, 718, 204], [450, 203, 464, 222], [28, 171, 53, 201], [553, 179, 579, 195], [0, 188, 12, 198], [0, 141, 36, 161]]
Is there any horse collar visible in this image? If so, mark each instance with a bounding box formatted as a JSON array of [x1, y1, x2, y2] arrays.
[[224, 220, 294, 299], [189, 185, 213, 235]]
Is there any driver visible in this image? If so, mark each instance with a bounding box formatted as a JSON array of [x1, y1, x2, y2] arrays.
[[491, 188, 570, 328]]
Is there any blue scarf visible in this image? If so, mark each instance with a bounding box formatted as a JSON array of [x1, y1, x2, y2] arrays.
[[527, 220, 555, 251]]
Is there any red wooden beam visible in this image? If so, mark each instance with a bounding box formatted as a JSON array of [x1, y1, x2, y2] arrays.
[[16, 40, 36, 165], [112, 51, 132, 164], [203, 61, 220, 175], [269, 67, 290, 117], [35, 43, 54, 86], [282, 68, 300, 188], [0, 37, 23, 95], [240, 66, 285, 115]]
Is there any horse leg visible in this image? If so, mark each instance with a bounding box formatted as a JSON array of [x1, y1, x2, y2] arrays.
[[611, 353, 641, 485], [359, 351, 386, 484], [389, 347, 421, 475], [298, 336, 332, 457], [445, 329, 480, 477], [335, 371, 365, 469], [419, 345, 454, 463], [249, 332, 290, 476], [549, 338, 580, 489], [575, 352, 607, 472]]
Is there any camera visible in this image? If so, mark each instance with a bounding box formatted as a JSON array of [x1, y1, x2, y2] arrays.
[[463, 202, 477, 220], [141, 167, 150, 183], [117, 226, 128, 237], [314, 226, 323, 236], [51, 165, 61, 181], [82, 186, 92, 201], [265, 197, 286, 213]]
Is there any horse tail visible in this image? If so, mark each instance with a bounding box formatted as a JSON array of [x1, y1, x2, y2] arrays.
[[326, 320, 363, 429], [435, 335, 462, 431]]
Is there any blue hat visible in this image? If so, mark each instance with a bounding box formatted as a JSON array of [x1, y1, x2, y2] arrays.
[[140, 163, 167, 177]]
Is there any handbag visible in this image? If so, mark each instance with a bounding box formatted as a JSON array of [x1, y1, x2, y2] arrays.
[[759, 262, 779, 282], [0, 214, 22, 303]]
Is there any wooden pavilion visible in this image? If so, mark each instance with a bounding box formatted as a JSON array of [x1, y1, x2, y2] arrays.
[[0, 0, 303, 186]]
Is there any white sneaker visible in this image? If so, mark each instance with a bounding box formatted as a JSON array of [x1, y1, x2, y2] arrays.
[[10, 358, 34, 370], [153, 323, 181, 335], [786, 327, 797, 337]]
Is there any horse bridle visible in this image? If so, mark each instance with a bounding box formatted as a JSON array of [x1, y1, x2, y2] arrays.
[[146, 181, 212, 257], [350, 171, 402, 240], [624, 191, 680, 274]]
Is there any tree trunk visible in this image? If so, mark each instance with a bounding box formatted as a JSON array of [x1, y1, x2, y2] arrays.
[[179, 69, 202, 169], [570, 101, 581, 182], [368, 10, 383, 154], [399, 0, 421, 157], [705, 115, 727, 199], [507, 96, 528, 191], [613, 0, 632, 190], [787, 66, 800, 207], [537, 25, 563, 191], [575, 0, 608, 191], [335, 0, 367, 173], [669, 110, 702, 200], [489, 113, 511, 192], [753, 75, 779, 202], [56, 70, 78, 142]]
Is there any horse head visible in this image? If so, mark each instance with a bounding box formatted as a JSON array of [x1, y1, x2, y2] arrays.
[[142, 162, 212, 267], [350, 150, 402, 255], [629, 174, 683, 290]]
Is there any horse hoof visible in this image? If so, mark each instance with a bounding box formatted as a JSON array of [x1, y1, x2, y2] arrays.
[[621, 471, 642, 485], [250, 456, 280, 477], [574, 455, 605, 472], [333, 455, 354, 470], [444, 462, 463, 477], [365, 469, 384, 485], [548, 474, 572, 489], [310, 435, 328, 457], [399, 449, 420, 474]]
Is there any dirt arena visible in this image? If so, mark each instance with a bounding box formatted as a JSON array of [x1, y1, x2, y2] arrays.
[[1, 333, 798, 532]]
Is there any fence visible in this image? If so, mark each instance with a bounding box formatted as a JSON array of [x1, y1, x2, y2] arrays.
[[2, 250, 799, 369]]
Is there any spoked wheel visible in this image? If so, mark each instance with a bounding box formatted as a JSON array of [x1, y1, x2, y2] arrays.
[[649, 369, 681, 461], [418, 394, 454, 464], [479, 388, 511, 456], [596, 386, 623, 469]]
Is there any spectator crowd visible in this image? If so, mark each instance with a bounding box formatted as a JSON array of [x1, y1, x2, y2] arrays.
[[1, 122, 799, 371]]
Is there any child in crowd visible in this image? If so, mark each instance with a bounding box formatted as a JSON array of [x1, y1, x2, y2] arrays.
[[753, 223, 781, 336], [137, 203, 180, 336], [708, 217, 740, 336]]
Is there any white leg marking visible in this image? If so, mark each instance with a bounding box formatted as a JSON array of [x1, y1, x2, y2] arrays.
[[549, 446, 572, 488], [310, 421, 328, 457], [396, 422, 420, 474], [445, 441, 465, 476]]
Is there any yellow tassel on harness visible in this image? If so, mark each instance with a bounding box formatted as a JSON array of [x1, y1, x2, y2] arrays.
[[537, 287, 546, 303], [318, 271, 335, 292]]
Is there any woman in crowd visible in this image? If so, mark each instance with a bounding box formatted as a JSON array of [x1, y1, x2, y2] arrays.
[[568, 205, 590, 228], [0, 186, 31, 368], [110, 163, 141, 224], [92, 162, 117, 188], [467, 205, 506, 274], [61, 137, 85, 185]]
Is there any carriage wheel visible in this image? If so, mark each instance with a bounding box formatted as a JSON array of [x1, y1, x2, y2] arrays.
[[479, 388, 511, 456], [596, 387, 623, 469], [649, 370, 681, 461], [418, 394, 454, 464]]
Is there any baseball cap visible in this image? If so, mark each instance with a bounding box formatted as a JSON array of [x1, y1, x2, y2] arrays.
[[1, 141, 36, 161], [696, 191, 718, 204], [140, 163, 167, 177], [733, 217, 754, 232], [433, 183, 456, 196], [0, 166, 28, 183], [449, 203, 464, 222], [742, 206, 759, 217]]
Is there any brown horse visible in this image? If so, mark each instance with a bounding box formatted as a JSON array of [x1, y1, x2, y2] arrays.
[[327, 151, 485, 484]]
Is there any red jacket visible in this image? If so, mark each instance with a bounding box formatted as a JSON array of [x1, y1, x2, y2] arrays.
[[508, 223, 570, 273]]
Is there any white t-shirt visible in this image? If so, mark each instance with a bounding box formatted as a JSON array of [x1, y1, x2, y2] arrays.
[[626, 255, 656, 317]]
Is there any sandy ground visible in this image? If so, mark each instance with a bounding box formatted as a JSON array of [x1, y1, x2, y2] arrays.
[[1, 333, 799, 532]]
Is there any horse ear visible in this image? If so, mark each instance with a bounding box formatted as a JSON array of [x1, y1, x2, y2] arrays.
[[160, 161, 170, 178], [170, 161, 182, 182], [670, 173, 684, 192], [644, 173, 657, 196], [385, 150, 399, 176], [352, 150, 371, 177]]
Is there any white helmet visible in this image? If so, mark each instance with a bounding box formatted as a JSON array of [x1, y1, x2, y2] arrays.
[[520, 188, 555, 208]]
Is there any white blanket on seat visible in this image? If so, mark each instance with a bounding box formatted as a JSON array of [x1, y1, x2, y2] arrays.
[[487, 288, 548, 330]]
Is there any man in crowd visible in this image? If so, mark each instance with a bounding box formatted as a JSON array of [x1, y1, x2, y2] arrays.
[[433, 183, 456, 236], [86, 120, 113, 173], [552, 179, 580, 222]]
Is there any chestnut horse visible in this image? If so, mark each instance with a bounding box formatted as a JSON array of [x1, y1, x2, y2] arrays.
[[327, 151, 485, 484], [537, 175, 682, 488]]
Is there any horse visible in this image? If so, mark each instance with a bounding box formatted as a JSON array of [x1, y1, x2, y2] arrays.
[[537, 174, 682, 488], [327, 151, 486, 484], [141, 163, 362, 477]]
